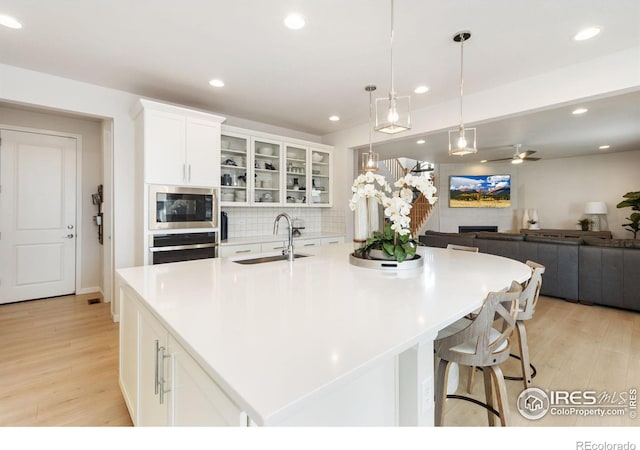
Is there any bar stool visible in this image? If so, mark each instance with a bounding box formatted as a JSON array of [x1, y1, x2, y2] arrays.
[[510, 260, 545, 389], [434, 281, 522, 426]]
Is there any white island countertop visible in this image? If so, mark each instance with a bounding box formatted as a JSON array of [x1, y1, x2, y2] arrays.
[[116, 243, 531, 426]]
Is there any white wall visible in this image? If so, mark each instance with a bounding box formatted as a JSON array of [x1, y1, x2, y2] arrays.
[[0, 105, 104, 292], [516, 150, 640, 238], [434, 162, 518, 233]]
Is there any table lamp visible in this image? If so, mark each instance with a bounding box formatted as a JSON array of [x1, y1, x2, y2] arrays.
[[584, 201, 608, 232]]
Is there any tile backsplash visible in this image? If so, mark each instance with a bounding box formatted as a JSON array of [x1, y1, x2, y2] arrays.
[[222, 207, 345, 239]]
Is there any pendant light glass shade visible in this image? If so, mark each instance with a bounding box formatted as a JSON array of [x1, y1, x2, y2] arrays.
[[362, 85, 380, 172], [448, 31, 477, 156], [375, 0, 411, 135]]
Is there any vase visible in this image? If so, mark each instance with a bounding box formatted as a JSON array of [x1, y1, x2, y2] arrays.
[[354, 197, 381, 245], [522, 210, 530, 229], [354, 197, 369, 243]]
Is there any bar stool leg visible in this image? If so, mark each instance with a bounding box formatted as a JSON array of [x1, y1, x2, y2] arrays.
[[516, 321, 532, 389], [434, 358, 451, 426], [488, 365, 511, 426]]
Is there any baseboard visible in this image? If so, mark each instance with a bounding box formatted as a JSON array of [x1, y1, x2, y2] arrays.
[[76, 287, 102, 296]]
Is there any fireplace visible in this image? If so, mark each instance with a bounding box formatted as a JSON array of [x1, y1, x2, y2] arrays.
[[459, 225, 498, 233]]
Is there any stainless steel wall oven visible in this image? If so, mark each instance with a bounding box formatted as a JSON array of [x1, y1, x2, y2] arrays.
[[149, 232, 218, 265]]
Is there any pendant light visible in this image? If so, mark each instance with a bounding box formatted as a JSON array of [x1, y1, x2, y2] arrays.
[[448, 31, 477, 156], [375, 0, 411, 134], [361, 85, 380, 172]]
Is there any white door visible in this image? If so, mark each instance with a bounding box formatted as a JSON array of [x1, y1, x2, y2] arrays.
[[0, 129, 77, 304]]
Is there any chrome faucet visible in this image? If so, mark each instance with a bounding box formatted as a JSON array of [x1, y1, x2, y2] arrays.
[[273, 212, 295, 261]]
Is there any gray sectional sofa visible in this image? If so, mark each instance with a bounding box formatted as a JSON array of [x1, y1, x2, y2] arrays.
[[419, 230, 640, 312]]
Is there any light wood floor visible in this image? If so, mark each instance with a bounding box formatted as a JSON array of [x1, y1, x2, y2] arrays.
[[443, 296, 640, 426], [0, 293, 638, 427], [0, 293, 132, 426]]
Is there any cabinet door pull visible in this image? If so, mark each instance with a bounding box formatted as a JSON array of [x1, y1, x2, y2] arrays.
[[303, 243, 316, 247], [188, 164, 192, 182], [182, 163, 187, 182], [236, 249, 252, 254], [158, 346, 171, 405], [154, 339, 160, 395]]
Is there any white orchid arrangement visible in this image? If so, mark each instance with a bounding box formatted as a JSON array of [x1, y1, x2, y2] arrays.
[[349, 170, 437, 262], [349, 171, 437, 236]]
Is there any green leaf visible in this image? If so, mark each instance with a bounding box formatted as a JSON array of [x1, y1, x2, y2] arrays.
[[382, 240, 395, 257], [394, 245, 406, 262]]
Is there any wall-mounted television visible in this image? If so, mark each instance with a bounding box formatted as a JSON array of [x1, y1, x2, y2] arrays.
[[449, 174, 511, 208]]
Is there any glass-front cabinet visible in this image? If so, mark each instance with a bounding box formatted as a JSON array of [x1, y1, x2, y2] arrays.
[[309, 148, 331, 206], [252, 138, 282, 205], [220, 132, 250, 205], [285, 144, 307, 205], [220, 125, 332, 208]]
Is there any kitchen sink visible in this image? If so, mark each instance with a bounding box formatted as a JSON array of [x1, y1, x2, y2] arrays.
[[232, 254, 310, 265]]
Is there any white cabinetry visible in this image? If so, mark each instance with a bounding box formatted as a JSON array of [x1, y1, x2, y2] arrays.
[[220, 131, 251, 205], [221, 125, 333, 208], [219, 243, 262, 258], [321, 236, 345, 245], [170, 336, 245, 426], [139, 309, 169, 426], [136, 99, 225, 187], [119, 284, 246, 426]]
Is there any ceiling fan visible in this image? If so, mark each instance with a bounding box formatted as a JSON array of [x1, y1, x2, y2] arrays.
[[483, 144, 540, 164], [409, 160, 434, 173]]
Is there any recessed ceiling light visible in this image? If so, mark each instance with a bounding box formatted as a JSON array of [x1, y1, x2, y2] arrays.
[[329, 115, 340, 122], [574, 27, 601, 41], [284, 13, 305, 30], [0, 14, 22, 29], [209, 79, 225, 88], [572, 107, 588, 115], [599, 145, 610, 150], [416, 139, 426, 144], [414, 85, 429, 94]]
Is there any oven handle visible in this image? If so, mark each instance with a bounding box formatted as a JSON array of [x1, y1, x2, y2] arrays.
[[149, 243, 218, 253]]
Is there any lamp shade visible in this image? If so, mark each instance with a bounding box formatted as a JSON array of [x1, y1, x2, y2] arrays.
[[584, 201, 608, 215]]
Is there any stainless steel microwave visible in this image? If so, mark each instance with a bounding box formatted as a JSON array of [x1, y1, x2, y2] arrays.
[[149, 185, 218, 230]]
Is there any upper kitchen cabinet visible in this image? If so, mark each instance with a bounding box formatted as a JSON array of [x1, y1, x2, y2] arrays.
[[220, 132, 251, 205], [221, 125, 333, 208], [252, 137, 283, 206], [134, 99, 226, 187], [309, 148, 332, 207], [284, 144, 307, 205]]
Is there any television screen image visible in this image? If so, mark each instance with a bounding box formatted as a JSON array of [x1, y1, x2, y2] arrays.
[[449, 174, 511, 208]]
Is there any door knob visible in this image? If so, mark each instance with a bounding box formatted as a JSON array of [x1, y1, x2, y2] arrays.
[[66, 234, 74, 239], [67, 225, 74, 229]]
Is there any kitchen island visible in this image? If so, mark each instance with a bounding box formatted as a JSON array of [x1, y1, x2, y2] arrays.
[[116, 243, 531, 426]]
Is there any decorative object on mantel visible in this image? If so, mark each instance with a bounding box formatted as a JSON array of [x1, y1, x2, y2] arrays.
[[528, 208, 540, 230], [584, 201, 608, 232], [577, 218, 591, 231], [616, 191, 640, 239], [374, 0, 411, 134], [349, 171, 437, 268], [522, 209, 530, 229]]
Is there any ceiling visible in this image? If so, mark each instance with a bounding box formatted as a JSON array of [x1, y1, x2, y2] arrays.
[[1, 0, 639, 163]]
